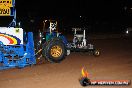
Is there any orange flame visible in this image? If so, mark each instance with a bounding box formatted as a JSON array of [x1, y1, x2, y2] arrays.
[[81, 67, 89, 78]]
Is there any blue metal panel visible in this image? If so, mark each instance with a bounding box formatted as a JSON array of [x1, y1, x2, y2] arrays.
[[26, 32, 36, 64], [59, 35, 68, 45], [0, 32, 36, 70]]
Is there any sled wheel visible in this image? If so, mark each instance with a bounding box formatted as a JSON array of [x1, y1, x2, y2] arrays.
[[93, 49, 100, 56]]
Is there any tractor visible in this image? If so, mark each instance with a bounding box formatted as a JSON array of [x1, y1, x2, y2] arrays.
[[36, 20, 100, 64], [35, 19, 69, 63]]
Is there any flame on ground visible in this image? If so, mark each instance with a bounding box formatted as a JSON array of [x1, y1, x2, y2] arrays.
[[81, 67, 89, 78]]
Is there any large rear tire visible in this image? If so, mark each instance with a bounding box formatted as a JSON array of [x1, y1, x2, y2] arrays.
[[42, 38, 66, 63]]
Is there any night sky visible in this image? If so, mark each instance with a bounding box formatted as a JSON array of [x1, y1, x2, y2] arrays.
[[1, 0, 132, 33], [16, 0, 131, 17]]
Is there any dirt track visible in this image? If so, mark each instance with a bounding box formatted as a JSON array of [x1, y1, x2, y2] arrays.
[[0, 38, 132, 88]]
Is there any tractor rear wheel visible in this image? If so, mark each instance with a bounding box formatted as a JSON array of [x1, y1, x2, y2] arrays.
[[42, 38, 66, 63]]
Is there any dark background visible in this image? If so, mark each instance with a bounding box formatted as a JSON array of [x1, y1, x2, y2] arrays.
[[0, 0, 132, 34]]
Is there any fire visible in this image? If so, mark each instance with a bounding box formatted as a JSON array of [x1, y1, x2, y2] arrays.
[[81, 67, 89, 78]]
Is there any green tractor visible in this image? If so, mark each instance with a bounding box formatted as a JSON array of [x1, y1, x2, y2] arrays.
[[35, 19, 69, 63]]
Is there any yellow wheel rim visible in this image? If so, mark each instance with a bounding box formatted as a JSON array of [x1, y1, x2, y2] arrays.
[[50, 45, 62, 58]]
